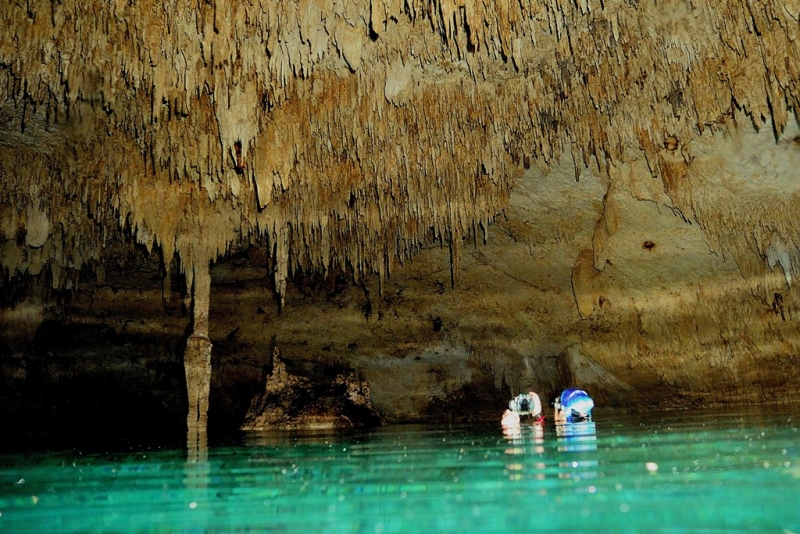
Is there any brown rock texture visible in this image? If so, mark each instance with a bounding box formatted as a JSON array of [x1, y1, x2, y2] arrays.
[[240, 344, 384, 430], [1, 1, 800, 434]]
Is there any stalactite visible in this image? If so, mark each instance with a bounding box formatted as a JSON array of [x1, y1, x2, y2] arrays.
[[275, 225, 289, 309], [0, 0, 799, 310]]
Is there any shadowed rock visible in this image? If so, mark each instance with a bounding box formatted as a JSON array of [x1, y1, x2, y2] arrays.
[[556, 344, 634, 407], [241, 346, 385, 431]]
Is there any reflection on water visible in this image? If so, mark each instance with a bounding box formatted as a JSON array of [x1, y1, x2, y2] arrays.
[[502, 421, 599, 481], [502, 420, 545, 451], [556, 421, 598, 479], [556, 421, 597, 451], [184, 427, 209, 492], [502, 422, 546, 480], [1, 407, 800, 533]]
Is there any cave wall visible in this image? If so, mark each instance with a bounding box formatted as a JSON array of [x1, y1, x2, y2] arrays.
[[3, 120, 800, 435], [2, 1, 800, 433]]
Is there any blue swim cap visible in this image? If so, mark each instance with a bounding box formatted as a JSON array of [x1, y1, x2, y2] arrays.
[[559, 388, 594, 421]]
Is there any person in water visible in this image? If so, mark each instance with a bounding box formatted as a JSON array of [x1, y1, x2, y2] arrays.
[[553, 388, 594, 423], [501, 391, 544, 426]]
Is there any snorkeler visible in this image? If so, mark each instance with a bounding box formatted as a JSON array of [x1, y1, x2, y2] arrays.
[[502, 391, 544, 426], [553, 388, 594, 423], [501, 409, 521, 427]]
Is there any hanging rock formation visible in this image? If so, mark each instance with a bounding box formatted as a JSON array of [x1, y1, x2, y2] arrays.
[[1, 1, 800, 432]]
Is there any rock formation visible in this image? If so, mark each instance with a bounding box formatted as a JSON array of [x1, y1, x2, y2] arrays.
[[241, 343, 384, 430], [1, 1, 800, 435]]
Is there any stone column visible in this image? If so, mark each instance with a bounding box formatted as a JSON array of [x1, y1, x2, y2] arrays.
[[184, 263, 212, 431]]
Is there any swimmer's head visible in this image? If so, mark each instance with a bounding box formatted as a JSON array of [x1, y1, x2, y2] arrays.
[[528, 392, 542, 416], [557, 388, 594, 422]]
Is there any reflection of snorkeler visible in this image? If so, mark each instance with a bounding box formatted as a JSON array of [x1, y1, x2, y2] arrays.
[[501, 391, 544, 427], [503, 421, 546, 480], [557, 421, 598, 478], [556, 421, 597, 452], [503, 419, 545, 449], [554, 388, 594, 423]]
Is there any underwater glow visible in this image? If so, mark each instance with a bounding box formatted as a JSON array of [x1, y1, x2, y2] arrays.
[[1, 406, 799, 532]]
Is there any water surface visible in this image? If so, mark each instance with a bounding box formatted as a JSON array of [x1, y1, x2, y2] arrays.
[[2, 406, 799, 532]]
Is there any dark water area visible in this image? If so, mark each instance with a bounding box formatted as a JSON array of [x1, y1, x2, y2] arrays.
[[2, 404, 800, 532]]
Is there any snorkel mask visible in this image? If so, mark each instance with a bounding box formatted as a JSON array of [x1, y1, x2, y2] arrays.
[[557, 388, 594, 423]]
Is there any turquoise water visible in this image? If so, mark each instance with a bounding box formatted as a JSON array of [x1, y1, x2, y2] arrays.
[[2, 406, 800, 533]]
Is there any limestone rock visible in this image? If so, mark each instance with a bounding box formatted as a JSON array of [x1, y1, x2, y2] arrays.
[[241, 345, 384, 430], [556, 344, 633, 407], [24, 207, 49, 248], [2, 0, 800, 432], [384, 58, 415, 106]]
